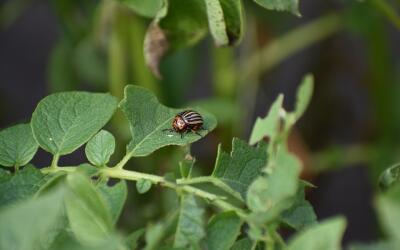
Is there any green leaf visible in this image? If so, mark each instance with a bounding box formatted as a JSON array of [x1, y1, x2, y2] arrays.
[[379, 163, 400, 190], [174, 194, 205, 248], [144, 0, 208, 77], [126, 228, 145, 250], [231, 238, 255, 250], [349, 242, 395, 250], [254, 0, 301, 17], [0, 188, 64, 250], [97, 180, 128, 224], [0, 168, 11, 183], [0, 123, 38, 167], [145, 212, 179, 250], [0, 165, 50, 208], [205, 0, 229, 46], [137, 179, 153, 194], [218, 0, 243, 45], [85, 130, 116, 167], [65, 173, 114, 245], [249, 95, 283, 145], [120, 0, 163, 18], [376, 187, 400, 241], [281, 183, 317, 230], [206, 211, 242, 250], [294, 74, 314, 120], [31, 91, 118, 156], [212, 138, 267, 199], [247, 147, 301, 223], [287, 217, 347, 250], [120, 85, 217, 157]]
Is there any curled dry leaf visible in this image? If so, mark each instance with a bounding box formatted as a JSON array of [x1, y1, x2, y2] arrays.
[[144, 22, 170, 79]]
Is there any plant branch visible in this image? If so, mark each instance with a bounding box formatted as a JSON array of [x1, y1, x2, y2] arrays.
[[101, 168, 248, 218], [177, 176, 244, 203]]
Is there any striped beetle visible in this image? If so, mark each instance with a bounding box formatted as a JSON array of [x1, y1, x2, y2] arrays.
[[163, 110, 205, 138]]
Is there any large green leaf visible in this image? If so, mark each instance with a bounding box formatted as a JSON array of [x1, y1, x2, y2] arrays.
[[0, 123, 38, 167], [174, 194, 205, 248], [120, 85, 217, 157], [0, 188, 64, 250], [97, 180, 128, 224], [249, 95, 283, 145], [0, 165, 50, 208], [85, 130, 116, 167], [287, 217, 346, 250], [212, 138, 267, 199], [206, 211, 242, 250], [65, 173, 114, 245], [31, 92, 118, 156], [120, 0, 163, 18], [281, 182, 317, 230], [254, 0, 301, 16], [247, 147, 301, 223]]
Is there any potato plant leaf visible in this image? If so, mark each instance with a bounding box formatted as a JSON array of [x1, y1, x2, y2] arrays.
[[65, 173, 114, 245], [231, 238, 255, 250], [294, 74, 314, 120], [287, 217, 347, 250], [212, 138, 267, 199], [0, 123, 38, 167], [97, 180, 128, 223], [0, 165, 50, 208], [254, 0, 301, 16], [0, 188, 64, 250], [206, 211, 242, 250], [31, 92, 118, 156], [375, 186, 400, 241], [120, 0, 163, 18], [136, 179, 152, 194], [247, 147, 301, 223], [378, 164, 400, 190], [85, 130, 116, 167], [120, 85, 217, 157], [249, 95, 283, 146], [281, 182, 317, 230], [174, 194, 205, 248]]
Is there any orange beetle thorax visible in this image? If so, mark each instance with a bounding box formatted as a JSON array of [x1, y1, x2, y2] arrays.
[[173, 116, 187, 131]]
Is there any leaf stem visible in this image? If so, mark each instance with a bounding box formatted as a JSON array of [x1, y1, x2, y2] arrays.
[[177, 176, 244, 203], [102, 168, 248, 218], [113, 153, 132, 170], [51, 154, 60, 169], [14, 164, 19, 173]]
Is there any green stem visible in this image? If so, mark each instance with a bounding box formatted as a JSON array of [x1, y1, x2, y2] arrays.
[[51, 154, 60, 169], [372, 0, 400, 30], [241, 13, 342, 82], [14, 164, 19, 173], [102, 168, 248, 218], [114, 153, 132, 170], [177, 176, 244, 203]]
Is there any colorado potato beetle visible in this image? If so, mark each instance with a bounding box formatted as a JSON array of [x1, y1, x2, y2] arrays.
[[163, 110, 205, 138]]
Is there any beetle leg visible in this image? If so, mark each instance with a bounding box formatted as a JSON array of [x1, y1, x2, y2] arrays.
[[194, 131, 203, 138], [180, 132, 184, 139], [162, 128, 174, 133]]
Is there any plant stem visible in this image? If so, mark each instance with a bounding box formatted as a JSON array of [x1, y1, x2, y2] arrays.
[[102, 167, 248, 218], [177, 176, 244, 203], [241, 13, 342, 82], [14, 164, 19, 173], [51, 154, 60, 169], [113, 153, 132, 170]]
